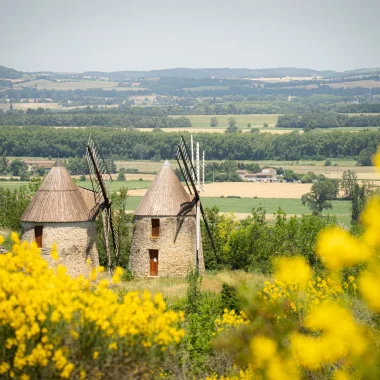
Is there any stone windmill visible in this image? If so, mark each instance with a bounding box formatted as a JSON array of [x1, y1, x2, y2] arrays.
[[20, 159, 100, 277], [129, 136, 216, 278]]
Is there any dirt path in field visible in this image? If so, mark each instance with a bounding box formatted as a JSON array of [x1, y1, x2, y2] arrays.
[[128, 182, 312, 198]]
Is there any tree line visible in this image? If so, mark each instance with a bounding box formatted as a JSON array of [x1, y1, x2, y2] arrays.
[[0, 110, 191, 128], [1, 126, 380, 162], [277, 113, 380, 130]]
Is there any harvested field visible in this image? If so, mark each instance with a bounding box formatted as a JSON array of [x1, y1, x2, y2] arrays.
[[329, 80, 380, 89], [0, 103, 60, 111], [14, 79, 143, 91], [129, 182, 312, 198]]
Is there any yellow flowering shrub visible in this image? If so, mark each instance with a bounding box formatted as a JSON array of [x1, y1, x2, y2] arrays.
[[0, 235, 184, 379], [215, 309, 249, 332], [213, 151, 380, 379], [260, 275, 356, 320]]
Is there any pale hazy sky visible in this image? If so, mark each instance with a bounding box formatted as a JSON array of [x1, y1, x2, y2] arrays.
[[1, 0, 379, 73]]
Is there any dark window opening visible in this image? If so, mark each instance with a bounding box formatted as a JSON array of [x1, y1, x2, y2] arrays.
[[151, 219, 160, 237], [35, 226, 43, 248]]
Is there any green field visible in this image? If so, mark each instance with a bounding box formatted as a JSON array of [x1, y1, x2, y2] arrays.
[[126, 196, 351, 225], [78, 180, 152, 192], [0, 182, 28, 191], [0, 180, 152, 192], [169, 114, 279, 128]]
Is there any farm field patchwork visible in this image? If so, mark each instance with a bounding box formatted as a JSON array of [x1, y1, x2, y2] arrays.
[[126, 196, 351, 226], [13, 79, 142, 91]]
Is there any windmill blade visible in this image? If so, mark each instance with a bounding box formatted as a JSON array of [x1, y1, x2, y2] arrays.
[[176, 148, 193, 195], [109, 211, 120, 265], [176, 142, 198, 197], [101, 208, 112, 276], [86, 135, 119, 269], [86, 135, 113, 207], [199, 202, 220, 263]]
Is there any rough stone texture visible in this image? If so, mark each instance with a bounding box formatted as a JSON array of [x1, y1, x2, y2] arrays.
[[21, 222, 99, 277], [129, 216, 205, 278]]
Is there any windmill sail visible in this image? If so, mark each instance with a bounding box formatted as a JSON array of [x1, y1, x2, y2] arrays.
[[86, 135, 119, 272], [176, 136, 219, 266]]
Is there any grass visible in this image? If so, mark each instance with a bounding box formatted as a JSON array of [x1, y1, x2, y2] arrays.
[[117, 270, 266, 305], [169, 114, 279, 128], [0, 181, 29, 190]]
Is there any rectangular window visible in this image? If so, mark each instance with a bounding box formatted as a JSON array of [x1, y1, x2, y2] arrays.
[[151, 219, 160, 238], [35, 226, 43, 248], [149, 249, 159, 276]]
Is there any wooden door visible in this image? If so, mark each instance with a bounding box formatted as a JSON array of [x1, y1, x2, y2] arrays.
[[149, 250, 159, 276], [34, 226, 43, 248]]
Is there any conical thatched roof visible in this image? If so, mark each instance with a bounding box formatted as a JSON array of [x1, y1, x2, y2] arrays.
[[21, 160, 97, 223], [135, 160, 194, 216]]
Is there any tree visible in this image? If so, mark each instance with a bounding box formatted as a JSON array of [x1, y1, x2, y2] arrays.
[[35, 166, 46, 176], [225, 117, 239, 134], [247, 123, 251, 128], [357, 147, 376, 166], [301, 178, 339, 215], [0, 156, 7, 174], [228, 117, 237, 128], [210, 117, 219, 128], [283, 170, 300, 182], [300, 172, 318, 183], [324, 159, 332, 167], [263, 123, 269, 128], [340, 170, 358, 200], [9, 159, 28, 176], [351, 184, 366, 224], [117, 172, 126, 181], [250, 128, 260, 134]]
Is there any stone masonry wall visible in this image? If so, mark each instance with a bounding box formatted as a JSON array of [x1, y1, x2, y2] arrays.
[[21, 222, 99, 278], [129, 216, 205, 278]]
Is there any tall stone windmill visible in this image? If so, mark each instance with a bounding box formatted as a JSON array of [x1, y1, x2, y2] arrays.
[[129, 136, 216, 278]]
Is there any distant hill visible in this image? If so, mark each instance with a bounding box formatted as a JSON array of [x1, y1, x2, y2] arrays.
[[83, 67, 337, 81], [0, 65, 23, 79], [3, 65, 380, 81]]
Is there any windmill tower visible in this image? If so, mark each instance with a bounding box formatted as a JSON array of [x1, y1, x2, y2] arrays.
[[129, 136, 216, 278], [86, 135, 119, 278], [20, 159, 100, 277]]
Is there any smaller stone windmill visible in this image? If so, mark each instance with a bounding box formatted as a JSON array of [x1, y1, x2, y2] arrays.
[[129, 136, 216, 278], [21, 159, 100, 277]]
